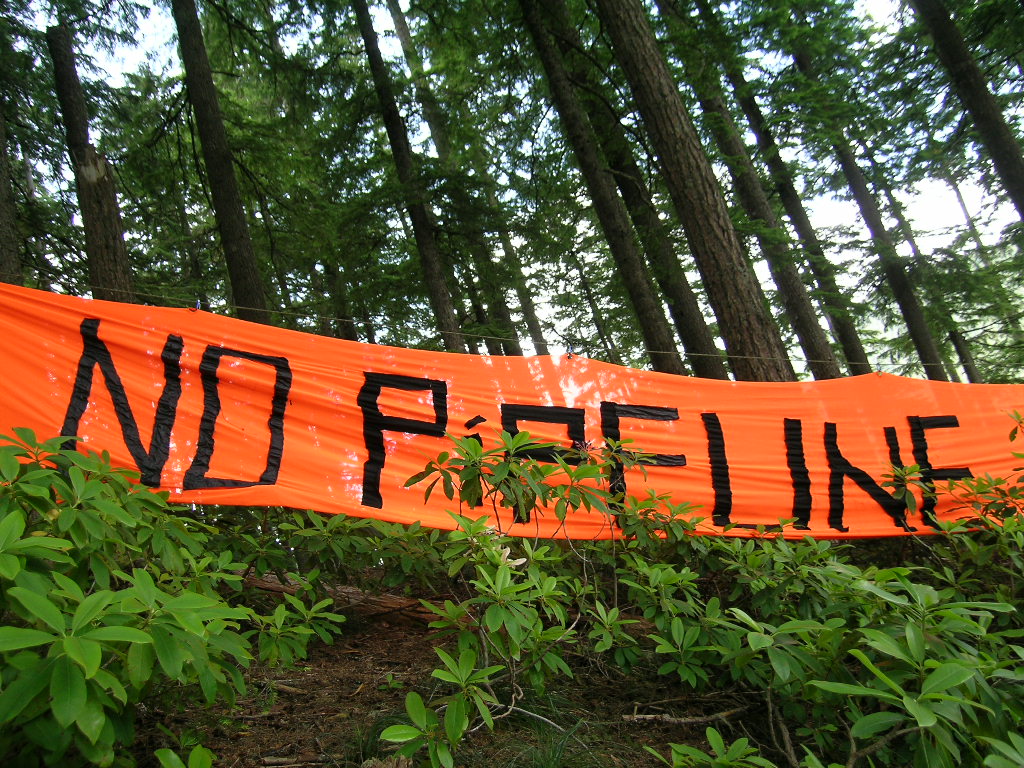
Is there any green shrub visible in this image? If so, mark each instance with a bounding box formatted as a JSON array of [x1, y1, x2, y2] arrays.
[[0, 430, 346, 767]]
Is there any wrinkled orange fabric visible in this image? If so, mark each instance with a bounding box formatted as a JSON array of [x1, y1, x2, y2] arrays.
[[0, 283, 1020, 538]]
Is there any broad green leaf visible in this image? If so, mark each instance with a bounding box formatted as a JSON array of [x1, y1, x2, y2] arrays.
[[861, 628, 912, 664], [0, 552, 20, 579], [431, 669, 460, 685], [9, 586, 66, 634], [435, 741, 454, 768], [163, 591, 218, 613], [63, 636, 103, 678], [126, 641, 155, 688], [852, 580, 908, 605], [188, 745, 215, 768], [71, 591, 115, 633], [0, 626, 56, 651], [82, 626, 153, 644], [747, 632, 773, 651], [766, 646, 793, 682], [444, 697, 468, 746], [380, 724, 423, 743], [8, 537, 73, 562], [151, 626, 186, 678], [50, 656, 87, 727], [851, 710, 905, 739], [0, 447, 20, 481], [131, 568, 158, 606], [905, 623, 926, 663], [75, 697, 106, 744], [0, 509, 25, 550], [154, 748, 188, 768], [706, 727, 727, 756], [810, 680, 897, 701], [405, 691, 428, 730], [93, 667, 128, 704], [903, 695, 937, 728], [434, 647, 458, 675], [849, 649, 904, 696], [922, 663, 975, 697], [90, 498, 138, 527], [474, 691, 495, 730], [0, 661, 52, 723]]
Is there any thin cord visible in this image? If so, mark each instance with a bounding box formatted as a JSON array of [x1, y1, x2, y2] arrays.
[[0, 272, 1008, 371]]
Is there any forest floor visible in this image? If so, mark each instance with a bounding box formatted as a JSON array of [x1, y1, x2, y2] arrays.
[[130, 609, 739, 768]]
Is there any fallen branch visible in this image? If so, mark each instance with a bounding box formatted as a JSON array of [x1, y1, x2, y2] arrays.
[[259, 755, 347, 766], [242, 575, 440, 625], [622, 706, 749, 726], [272, 682, 306, 695]]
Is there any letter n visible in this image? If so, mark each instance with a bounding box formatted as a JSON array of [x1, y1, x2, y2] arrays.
[[60, 318, 183, 486]]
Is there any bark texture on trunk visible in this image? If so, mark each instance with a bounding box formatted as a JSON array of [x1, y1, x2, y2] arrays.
[[594, 0, 794, 381], [352, 0, 465, 352], [0, 107, 21, 285], [521, 0, 686, 375], [47, 24, 135, 303], [547, 0, 728, 379], [170, 0, 269, 323], [910, 0, 1024, 219], [687, 0, 870, 375], [697, 86, 840, 379]]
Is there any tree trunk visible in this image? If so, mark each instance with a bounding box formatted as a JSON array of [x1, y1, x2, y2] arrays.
[[688, 0, 871, 376], [488, 187, 550, 355], [593, 0, 794, 381], [879, 180, 965, 381], [0, 107, 21, 285], [832, 139, 948, 380], [691, 83, 841, 379], [387, 0, 523, 355], [715, 104, 839, 379], [351, 0, 465, 352], [949, 329, 982, 382], [909, 0, 1024, 220], [944, 172, 987, 252], [789, 48, 948, 381], [569, 253, 624, 366], [520, 0, 685, 375], [546, 0, 728, 379], [46, 24, 135, 303], [322, 260, 360, 342], [170, 0, 269, 323]]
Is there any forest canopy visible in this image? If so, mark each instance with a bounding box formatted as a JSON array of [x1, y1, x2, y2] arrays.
[[1, 0, 1022, 383]]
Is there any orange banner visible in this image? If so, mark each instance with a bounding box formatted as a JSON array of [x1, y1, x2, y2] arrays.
[[0, 283, 1020, 538]]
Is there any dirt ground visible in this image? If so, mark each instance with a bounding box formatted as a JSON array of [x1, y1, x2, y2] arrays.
[[132, 613, 744, 768]]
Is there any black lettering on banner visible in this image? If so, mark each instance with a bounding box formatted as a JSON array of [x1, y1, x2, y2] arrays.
[[824, 422, 911, 532], [600, 402, 686, 501], [884, 426, 902, 467], [499, 404, 586, 463], [182, 347, 292, 490], [358, 373, 448, 508], [909, 415, 972, 527], [463, 415, 487, 446], [60, 318, 183, 486], [784, 419, 812, 529], [701, 413, 732, 526], [499, 404, 586, 523]]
